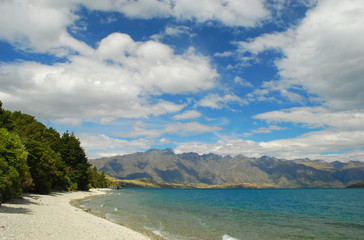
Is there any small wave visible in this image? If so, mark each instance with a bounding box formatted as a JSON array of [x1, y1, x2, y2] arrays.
[[152, 230, 164, 237], [222, 234, 240, 240], [105, 213, 116, 222], [144, 226, 167, 239]]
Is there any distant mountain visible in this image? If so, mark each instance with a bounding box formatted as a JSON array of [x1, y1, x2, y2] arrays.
[[347, 180, 364, 188], [89, 149, 364, 188]]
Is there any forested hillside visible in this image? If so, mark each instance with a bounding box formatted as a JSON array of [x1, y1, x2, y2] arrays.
[[0, 101, 109, 202]]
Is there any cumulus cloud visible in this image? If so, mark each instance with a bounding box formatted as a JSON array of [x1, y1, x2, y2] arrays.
[[96, 33, 218, 95], [0, 32, 217, 123], [0, 0, 93, 56], [239, 0, 364, 110], [81, 0, 171, 19], [0, 0, 272, 56], [1, 0, 362, 163], [83, 0, 270, 27], [170, 0, 269, 27]]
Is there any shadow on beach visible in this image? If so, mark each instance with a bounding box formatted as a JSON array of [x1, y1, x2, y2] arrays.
[[0, 193, 41, 215], [0, 191, 99, 216], [0, 204, 32, 214]]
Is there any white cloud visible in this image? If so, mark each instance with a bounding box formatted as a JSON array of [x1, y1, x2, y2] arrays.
[[97, 34, 218, 95], [254, 107, 364, 130], [174, 129, 364, 162], [246, 106, 364, 161], [0, 0, 272, 57], [245, 79, 306, 104], [120, 121, 221, 138], [171, 0, 269, 27], [238, 30, 293, 55], [53, 118, 83, 126], [0, 58, 185, 122], [173, 110, 201, 120], [83, 129, 364, 160], [239, 0, 364, 110], [177, 97, 364, 162], [164, 25, 189, 36], [0, 32, 218, 123], [198, 93, 247, 109], [0, 0, 93, 56], [278, 0, 364, 110], [151, 25, 193, 40], [2, 0, 362, 163], [78, 132, 154, 157], [82, 0, 171, 19], [170, 122, 221, 136], [251, 125, 286, 134], [214, 51, 233, 57], [234, 76, 253, 88], [39, 0, 271, 28]]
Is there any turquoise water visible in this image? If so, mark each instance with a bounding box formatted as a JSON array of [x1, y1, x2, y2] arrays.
[[77, 189, 364, 240]]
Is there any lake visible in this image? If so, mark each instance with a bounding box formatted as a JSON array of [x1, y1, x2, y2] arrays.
[[76, 188, 364, 240]]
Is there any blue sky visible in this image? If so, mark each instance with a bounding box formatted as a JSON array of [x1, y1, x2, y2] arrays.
[[1, 0, 364, 162]]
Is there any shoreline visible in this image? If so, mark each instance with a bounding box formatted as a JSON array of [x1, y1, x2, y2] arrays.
[[0, 189, 150, 240]]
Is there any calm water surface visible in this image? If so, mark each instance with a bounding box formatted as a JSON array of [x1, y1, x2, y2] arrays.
[[77, 188, 364, 240]]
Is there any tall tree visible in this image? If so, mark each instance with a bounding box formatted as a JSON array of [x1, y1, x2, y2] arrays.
[[6, 110, 68, 193], [25, 139, 66, 193], [60, 131, 91, 190], [0, 101, 14, 130]]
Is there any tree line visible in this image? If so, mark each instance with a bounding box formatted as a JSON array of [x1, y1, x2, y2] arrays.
[[0, 101, 110, 202]]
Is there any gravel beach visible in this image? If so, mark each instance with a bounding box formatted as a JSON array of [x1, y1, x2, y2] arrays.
[[0, 189, 150, 240]]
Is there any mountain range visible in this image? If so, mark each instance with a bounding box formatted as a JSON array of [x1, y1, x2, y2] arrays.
[[89, 148, 364, 188]]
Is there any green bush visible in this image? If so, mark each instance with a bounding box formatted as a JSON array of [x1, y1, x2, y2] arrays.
[[0, 128, 31, 201]]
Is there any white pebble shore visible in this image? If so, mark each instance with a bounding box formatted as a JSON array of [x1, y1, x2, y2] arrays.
[[0, 189, 150, 240]]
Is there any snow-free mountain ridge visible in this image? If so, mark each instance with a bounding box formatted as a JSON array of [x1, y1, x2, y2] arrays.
[[90, 149, 364, 188]]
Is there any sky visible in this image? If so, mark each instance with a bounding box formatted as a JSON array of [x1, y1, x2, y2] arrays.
[[0, 0, 364, 162]]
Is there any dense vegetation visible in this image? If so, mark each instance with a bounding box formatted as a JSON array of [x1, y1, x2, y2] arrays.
[[0, 101, 109, 202]]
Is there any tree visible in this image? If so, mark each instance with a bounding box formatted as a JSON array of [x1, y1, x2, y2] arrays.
[[5, 110, 68, 193], [60, 131, 91, 190], [25, 139, 66, 193], [0, 102, 105, 200], [0, 128, 32, 201], [89, 167, 109, 188], [0, 101, 15, 130]]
